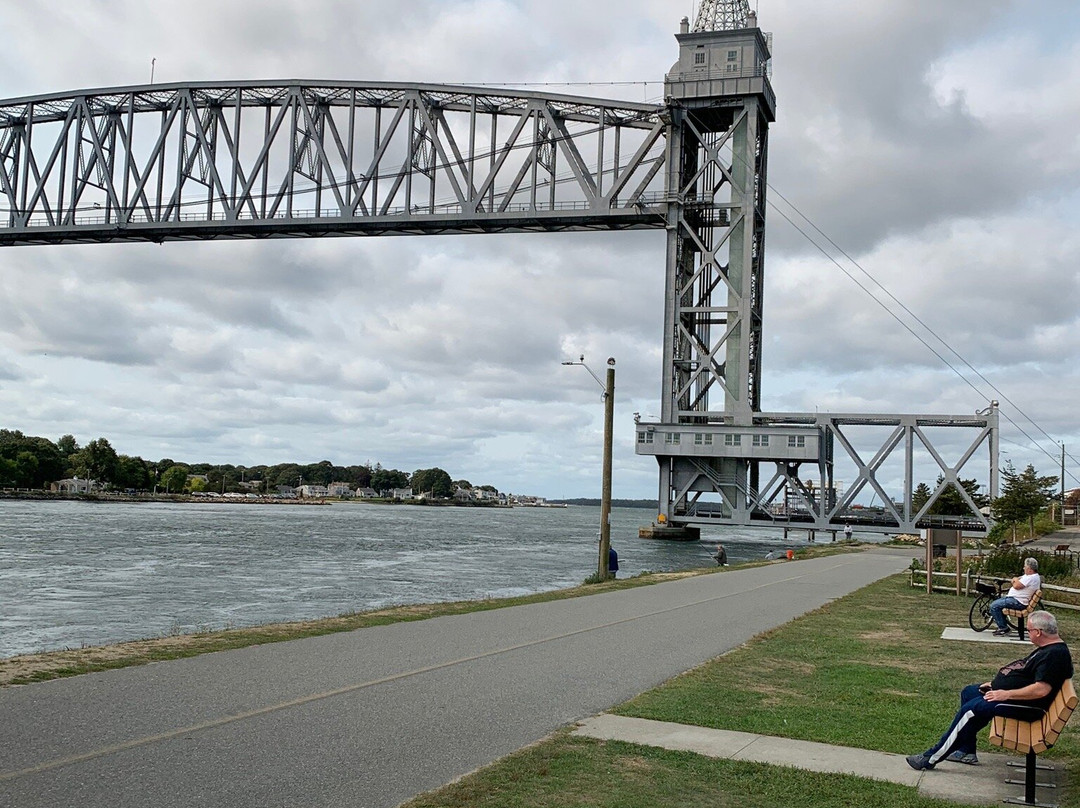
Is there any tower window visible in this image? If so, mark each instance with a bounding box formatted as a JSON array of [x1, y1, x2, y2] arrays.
[[727, 50, 738, 61], [694, 52, 707, 65]]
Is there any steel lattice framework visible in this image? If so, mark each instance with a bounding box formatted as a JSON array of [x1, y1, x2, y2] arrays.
[[636, 12, 998, 535], [693, 0, 752, 32], [0, 81, 668, 245]]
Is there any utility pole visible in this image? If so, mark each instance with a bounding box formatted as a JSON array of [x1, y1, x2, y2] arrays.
[[562, 355, 617, 579], [599, 358, 616, 579], [1063, 443, 1067, 527]]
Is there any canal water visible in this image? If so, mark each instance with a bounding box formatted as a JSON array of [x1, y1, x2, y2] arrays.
[[0, 499, 833, 658]]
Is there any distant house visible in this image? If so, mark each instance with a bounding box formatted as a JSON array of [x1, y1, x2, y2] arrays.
[[327, 482, 353, 498], [390, 487, 414, 500], [356, 487, 378, 498], [52, 477, 97, 494], [277, 485, 297, 498], [298, 484, 330, 498]]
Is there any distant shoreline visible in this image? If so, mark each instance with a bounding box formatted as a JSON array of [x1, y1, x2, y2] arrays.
[[1, 490, 660, 508], [1, 491, 517, 508], [550, 498, 658, 509]]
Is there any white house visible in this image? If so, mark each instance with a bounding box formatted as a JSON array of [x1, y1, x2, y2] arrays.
[[327, 482, 354, 497], [356, 487, 378, 498], [52, 477, 96, 494], [390, 487, 414, 500], [298, 484, 330, 498]]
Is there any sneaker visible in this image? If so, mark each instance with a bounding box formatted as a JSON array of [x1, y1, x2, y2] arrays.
[[992, 628, 1011, 636], [947, 751, 979, 765], [906, 754, 935, 771]]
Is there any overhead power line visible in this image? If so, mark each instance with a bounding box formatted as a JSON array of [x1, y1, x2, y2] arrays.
[[759, 178, 1079, 488]]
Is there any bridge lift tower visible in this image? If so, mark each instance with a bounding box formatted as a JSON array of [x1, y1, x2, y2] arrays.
[[636, 0, 998, 538]]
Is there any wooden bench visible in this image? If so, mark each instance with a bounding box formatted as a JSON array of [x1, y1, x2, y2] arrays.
[[1054, 544, 1070, 557], [1002, 590, 1043, 641], [989, 678, 1077, 806]]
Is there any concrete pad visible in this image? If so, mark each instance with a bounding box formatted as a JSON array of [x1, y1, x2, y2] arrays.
[[941, 627, 1031, 645], [572, 714, 1062, 806]]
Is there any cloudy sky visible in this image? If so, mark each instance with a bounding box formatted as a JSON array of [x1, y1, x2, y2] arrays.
[[0, 0, 1077, 500]]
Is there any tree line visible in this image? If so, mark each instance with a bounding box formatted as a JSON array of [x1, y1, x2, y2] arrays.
[[0, 429, 498, 497]]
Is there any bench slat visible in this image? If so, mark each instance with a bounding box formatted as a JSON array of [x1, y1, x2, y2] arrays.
[[1001, 590, 1042, 618], [989, 679, 1075, 755]]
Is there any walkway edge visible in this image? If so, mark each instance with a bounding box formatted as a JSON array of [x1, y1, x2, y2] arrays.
[[572, 714, 1042, 806]]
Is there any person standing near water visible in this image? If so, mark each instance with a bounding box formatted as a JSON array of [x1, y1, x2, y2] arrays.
[[608, 546, 619, 579], [714, 544, 727, 566]]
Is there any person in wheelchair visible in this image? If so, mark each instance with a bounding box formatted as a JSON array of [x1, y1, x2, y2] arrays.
[[990, 557, 1041, 637]]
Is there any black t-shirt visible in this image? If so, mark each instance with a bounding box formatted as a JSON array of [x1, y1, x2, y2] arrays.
[[991, 642, 1074, 710]]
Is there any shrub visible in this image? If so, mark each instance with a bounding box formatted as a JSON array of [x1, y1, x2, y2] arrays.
[[982, 547, 1074, 581]]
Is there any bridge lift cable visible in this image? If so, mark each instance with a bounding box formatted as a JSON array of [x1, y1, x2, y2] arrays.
[[719, 146, 1070, 479], [760, 182, 1078, 487]]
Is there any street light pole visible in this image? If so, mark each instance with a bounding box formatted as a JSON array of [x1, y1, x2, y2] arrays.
[[599, 358, 615, 579], [562, 355, 616, 580]]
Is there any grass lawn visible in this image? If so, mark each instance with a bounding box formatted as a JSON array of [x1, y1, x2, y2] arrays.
[[402, 573, 1080, 808], [406, 734, 962, 808]]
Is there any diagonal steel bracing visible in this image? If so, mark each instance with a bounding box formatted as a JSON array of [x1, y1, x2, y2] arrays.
[[641, 12, 998, 535], [0, 82, 668, 245]]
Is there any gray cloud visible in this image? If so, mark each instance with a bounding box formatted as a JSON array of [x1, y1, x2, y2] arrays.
[[1, 0, 1077, 495]]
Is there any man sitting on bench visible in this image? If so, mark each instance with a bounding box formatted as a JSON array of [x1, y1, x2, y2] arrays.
[[907, 610, 1072, 770], [990, 557, 1041, 637]]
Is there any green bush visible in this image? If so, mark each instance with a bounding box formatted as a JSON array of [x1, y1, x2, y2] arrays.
[[988, 510, 1065, 545], [982, 547, 1074, 581], [986, 521, 1011, 545]]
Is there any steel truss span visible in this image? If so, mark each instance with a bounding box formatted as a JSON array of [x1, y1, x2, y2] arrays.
[[0, 81, 668, 246], [639, 409, 998, 534]]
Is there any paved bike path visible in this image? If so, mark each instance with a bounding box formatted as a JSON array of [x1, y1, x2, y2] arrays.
[[0, 550, 910, 808]]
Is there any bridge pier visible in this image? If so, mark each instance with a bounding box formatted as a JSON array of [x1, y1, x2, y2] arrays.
[[638, 524, 701, 541]]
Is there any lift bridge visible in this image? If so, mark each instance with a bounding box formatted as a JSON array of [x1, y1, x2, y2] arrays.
[[0, 0, 997, 536]]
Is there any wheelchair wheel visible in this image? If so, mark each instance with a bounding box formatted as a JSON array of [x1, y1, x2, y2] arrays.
[[969, 594, 995, 632], [968, 594, 1019, 633]]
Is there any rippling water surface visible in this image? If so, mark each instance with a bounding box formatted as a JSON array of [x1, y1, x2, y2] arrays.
[[0, 500, 829, 658]]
